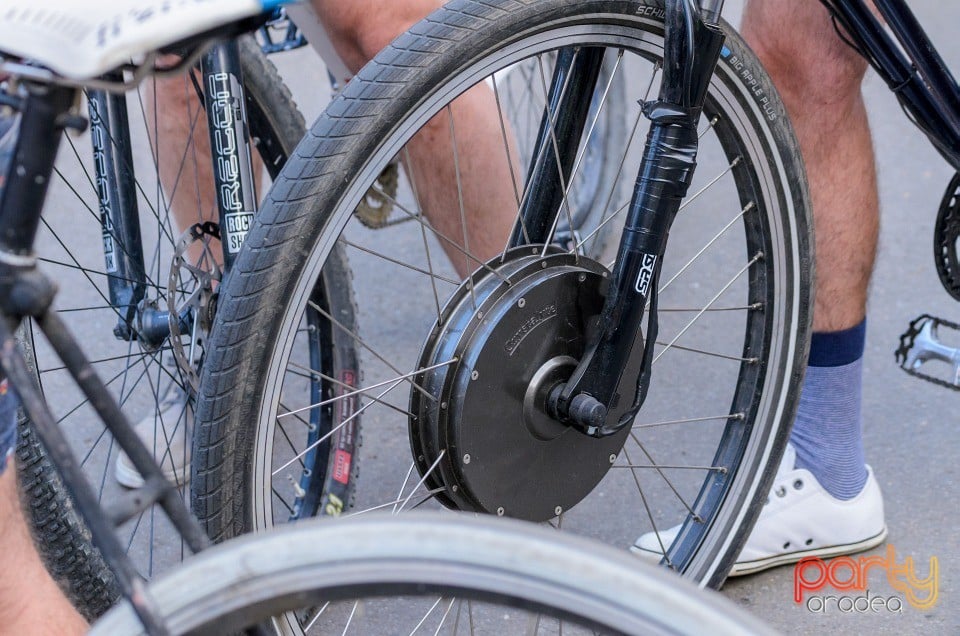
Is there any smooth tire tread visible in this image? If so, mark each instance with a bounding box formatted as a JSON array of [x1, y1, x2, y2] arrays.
[[90, 514, 777, 635]]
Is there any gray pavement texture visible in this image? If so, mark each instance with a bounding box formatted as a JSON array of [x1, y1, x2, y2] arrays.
[[29, 0, 959, 633]]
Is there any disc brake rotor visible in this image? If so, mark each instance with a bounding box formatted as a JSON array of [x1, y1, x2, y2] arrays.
[[167, 221, 222, 393], [410, 247, 631, 521]]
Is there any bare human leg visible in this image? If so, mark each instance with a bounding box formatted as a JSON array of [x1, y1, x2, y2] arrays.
[[313, 0, 520, 276], [726, 0, 885, 573], [634, 0, 886, 574], [742, 0, 879, 333]]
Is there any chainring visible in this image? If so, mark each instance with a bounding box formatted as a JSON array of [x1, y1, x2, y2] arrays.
[[934, 173, 960, 301]]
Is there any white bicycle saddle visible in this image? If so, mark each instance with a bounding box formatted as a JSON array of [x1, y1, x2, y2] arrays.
[[0, 0, 290, 80]]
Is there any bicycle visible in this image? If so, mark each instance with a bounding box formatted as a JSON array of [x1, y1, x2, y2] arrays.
[[7, 29, 338, 617], [193, 0, 959, 591], [9, 3, 634, 617], [0, 4, 778, 634], [195, 0, 812, 592]]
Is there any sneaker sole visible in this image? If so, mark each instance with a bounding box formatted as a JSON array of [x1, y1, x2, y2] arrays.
[[727, 525, 889, 577], [115, 457, 190, 489]]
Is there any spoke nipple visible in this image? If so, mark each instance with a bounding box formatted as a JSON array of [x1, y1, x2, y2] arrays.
[[554, 506, 562, 516], [540, 261, 547, 268], [440, 402, 448, 410], [497, 507, 505, 516], [518, 298, 526, 308], [470, 370, 479, 381], [463, 453, 471, 464]]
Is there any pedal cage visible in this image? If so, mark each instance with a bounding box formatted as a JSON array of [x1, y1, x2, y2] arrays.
[[895, 313, 960, 390]]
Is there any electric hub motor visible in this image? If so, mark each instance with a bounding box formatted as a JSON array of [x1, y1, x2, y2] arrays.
[[410, 247, 633, 521]]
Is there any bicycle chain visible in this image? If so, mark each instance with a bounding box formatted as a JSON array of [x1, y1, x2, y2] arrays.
[[895, 313, 960, 391]]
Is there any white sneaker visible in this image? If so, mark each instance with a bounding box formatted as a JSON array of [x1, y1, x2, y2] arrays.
[[631, 444, 887, 576], [114, 386, 192, 489]]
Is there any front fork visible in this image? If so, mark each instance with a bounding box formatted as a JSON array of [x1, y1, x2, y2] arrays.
[[547, 0, 727, 436], [90, 40, 256, 348]]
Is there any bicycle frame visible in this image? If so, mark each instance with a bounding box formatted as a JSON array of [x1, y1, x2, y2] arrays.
[[824, 0, 960, 169]]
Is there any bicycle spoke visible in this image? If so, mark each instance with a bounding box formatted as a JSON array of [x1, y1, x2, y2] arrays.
[[272, 375, 411, 475], [621, 445, 673, 568], [654, 253, 762, 364], [653, 341, 760, 363], [658, 201, 755, 294], [633, 413, 744, 430], [308, 299, 441, 403], [410, 597, 445, 635], [282, 361, 415, 419], [341, 239, 460, 286], [403, 147, 446, 323], [628, 433, 698, 519]]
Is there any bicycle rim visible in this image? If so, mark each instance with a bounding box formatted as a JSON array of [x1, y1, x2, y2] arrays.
[[90, 514, 775, 635]]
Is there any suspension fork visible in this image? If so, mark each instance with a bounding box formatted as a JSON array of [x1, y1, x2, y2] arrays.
[[89, 40, 257, 347], [87, 83, 148, 341], [200, 39, 259, 270], [547, 0, 727, 436]]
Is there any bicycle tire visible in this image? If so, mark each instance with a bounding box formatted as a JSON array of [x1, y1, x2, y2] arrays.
[[17, 35, 360, 618], [90, 514, 776, 635], [196, 0, 812, 589]]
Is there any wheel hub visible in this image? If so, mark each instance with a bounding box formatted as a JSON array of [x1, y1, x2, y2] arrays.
[[410, 248, 631, 521]]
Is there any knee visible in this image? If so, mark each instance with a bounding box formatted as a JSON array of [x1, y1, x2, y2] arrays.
[[315, 2, 442, 73], [743, 2, 868, 111]]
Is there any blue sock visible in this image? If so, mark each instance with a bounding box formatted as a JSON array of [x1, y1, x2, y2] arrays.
[[789, 320, 869, 501]]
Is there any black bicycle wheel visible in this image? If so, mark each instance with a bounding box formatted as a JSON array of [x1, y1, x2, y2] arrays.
[[17, 35, 359, 618], [90, 514, 775, 635], [196, 0, 812, 590]]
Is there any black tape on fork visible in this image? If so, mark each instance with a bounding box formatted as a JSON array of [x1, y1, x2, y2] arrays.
[[552, 1, 727, 436]]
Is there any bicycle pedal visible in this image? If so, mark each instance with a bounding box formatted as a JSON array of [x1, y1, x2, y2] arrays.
[[895, 314, 960, 389]]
